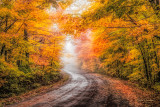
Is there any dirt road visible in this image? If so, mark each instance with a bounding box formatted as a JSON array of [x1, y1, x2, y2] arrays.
[[7, 37, 157, 107], [8, 70, 131, 107], [7, 37, 131, 107]]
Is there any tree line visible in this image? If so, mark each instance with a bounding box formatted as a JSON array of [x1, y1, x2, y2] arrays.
[[0, 0, 64, 99], [61, 0, 160, 90]]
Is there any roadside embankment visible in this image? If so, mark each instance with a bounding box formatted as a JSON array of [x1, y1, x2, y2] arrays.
[[0, 71, 70, 106]]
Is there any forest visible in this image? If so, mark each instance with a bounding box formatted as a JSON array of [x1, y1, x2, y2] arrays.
[[0, 0, 64, 98], [0, 0, 160, 102], [62, 0, 160, 90]]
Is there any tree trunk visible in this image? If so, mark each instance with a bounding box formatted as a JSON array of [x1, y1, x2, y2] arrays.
[[5, 15, 8, 29], [138, 42, 152, 87], [4, 50, 7, 61], [151, 39, 159, 69], [24, 23, 29, 60], [17, 60, 21, 67], [0, 44, 5, 56], [151, 38, 160, 83], [4, 19, 17, 33], [24, 28, 28, 41]]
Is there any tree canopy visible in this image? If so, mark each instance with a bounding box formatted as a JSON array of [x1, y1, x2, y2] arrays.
[[60, 0, 160, 89]]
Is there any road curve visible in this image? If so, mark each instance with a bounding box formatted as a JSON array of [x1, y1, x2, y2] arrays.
[[8, 36, 98, 107], [8, 66, 97, 107], [8, 37, 131, 107]]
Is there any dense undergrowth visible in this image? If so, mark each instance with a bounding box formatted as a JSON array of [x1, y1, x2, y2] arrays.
[[0, 59, 62, 98]]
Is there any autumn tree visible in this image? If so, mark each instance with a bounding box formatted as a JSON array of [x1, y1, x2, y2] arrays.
[[80, 0, 160, 88], [0, 0, 65, 98], [59, 0, 160, 89]]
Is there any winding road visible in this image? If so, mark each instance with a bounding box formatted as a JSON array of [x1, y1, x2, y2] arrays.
[[8, 37, 131, 107]]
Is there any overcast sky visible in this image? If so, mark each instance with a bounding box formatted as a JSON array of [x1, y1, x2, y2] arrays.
[[64, 0, 91, 15]]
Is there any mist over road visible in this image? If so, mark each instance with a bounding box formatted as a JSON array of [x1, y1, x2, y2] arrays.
[[8, 37, 130, 107]]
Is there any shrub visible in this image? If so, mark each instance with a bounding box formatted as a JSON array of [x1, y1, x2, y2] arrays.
[[0, 59, 61, 98]]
